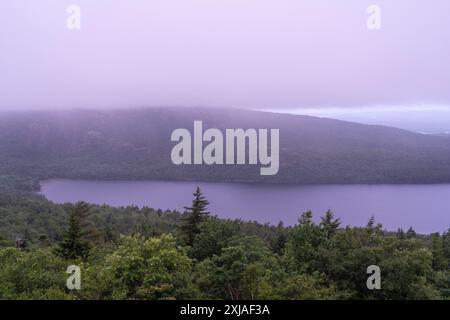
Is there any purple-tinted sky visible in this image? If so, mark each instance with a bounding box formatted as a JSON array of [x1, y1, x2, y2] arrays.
[[0, 0, 449, 110]]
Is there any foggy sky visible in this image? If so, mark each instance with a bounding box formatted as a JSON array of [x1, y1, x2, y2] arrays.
[[1, 0, 450, 110]]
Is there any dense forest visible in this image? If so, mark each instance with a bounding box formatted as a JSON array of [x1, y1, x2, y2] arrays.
[[1, 108, 450, 184], [0, 176, 449, 300], [0, 109, 449, 300]]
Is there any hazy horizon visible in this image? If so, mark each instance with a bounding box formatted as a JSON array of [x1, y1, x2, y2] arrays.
[[0, 104, 448, 133], [1, 0, 450, 112]]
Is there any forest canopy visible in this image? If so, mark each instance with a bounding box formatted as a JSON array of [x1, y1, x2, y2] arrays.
[[0, 184, 449, 300]]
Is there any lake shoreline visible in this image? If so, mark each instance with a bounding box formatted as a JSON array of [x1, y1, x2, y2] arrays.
[[40, 179, 450, 234]]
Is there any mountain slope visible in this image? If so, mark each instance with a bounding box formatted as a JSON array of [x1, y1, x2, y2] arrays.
[[1, 107, 450, 184]]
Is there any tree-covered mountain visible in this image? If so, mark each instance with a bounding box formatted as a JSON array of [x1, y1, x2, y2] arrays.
[[0, 108, 449, 300], [1, 107, 450, 184]]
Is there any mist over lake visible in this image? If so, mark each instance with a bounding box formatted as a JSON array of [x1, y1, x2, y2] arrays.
[[40, 180, 450, 234]]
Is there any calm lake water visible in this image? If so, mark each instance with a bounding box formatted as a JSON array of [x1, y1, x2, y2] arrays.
[[40, 180, 450, 233]]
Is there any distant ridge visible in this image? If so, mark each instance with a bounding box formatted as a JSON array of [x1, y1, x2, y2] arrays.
[[1, 107, 450, 184]]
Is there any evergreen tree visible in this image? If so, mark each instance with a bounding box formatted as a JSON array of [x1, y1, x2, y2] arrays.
[[299, 210, 314, 226], [287, 211, 324, 272], [431, 233, 448, 271], [443, 229, 450, 264], [271, 221, 288, 254], [181, 187, 210, 246], [406, 227, 417, 239], [396, 228, 406, 240], [319, 209, 341, 239], [366, 216, 383, 234], [56, 203, 91, 261], [74, 202, 102, 244], [367, 215, 376, 229]]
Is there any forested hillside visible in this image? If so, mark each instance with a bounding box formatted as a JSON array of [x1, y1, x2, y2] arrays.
[[0, 190, 449, 300], [1, 108, 449, 300], [1, 108, 450, 184]]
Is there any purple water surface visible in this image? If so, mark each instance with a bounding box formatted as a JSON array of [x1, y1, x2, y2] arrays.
[[40, 180, 450, 234]]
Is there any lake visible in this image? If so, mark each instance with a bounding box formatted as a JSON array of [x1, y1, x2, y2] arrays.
[[40, 180, 450, 234]]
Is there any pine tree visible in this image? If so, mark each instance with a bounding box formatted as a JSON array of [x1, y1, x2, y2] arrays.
[[406, 227, 417, 239], [75, 201, 102, 244], [319, 209, 341, 239], [272, 221, 288, 254], [367, 215, 376, 229], [431, 233, 448, 271], [396, 228, 406, 240], [299, 210, 314, 226], [56, 203, 91, 261], [366, 216, 383, 235], [181, 187, 210, 246], [443, 229, 450, 264]]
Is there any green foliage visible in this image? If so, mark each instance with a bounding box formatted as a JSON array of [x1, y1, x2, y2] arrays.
[[443, 229, 450, 266], [320, 210, 341, 240], [378, 242, 440, 299], [190, 217, 239, 260], [431, 233, 448, 271], [0, 175, 40, 196], [431, 271, 450, 299], [276, 272, 350, 300], [0, 247, 71, 299], [195, 236, 275, 300], [180, 187, 210, 246], [0, 190, 448, 300], [317, 228, 441, 299], [269, 221, 288, 255], [286, 211, 325, 272], [82, 234, 196, 300], [56, 202, 91, 261]]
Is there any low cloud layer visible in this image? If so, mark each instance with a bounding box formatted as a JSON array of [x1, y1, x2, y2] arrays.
[[1, 0, 449, 110]]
